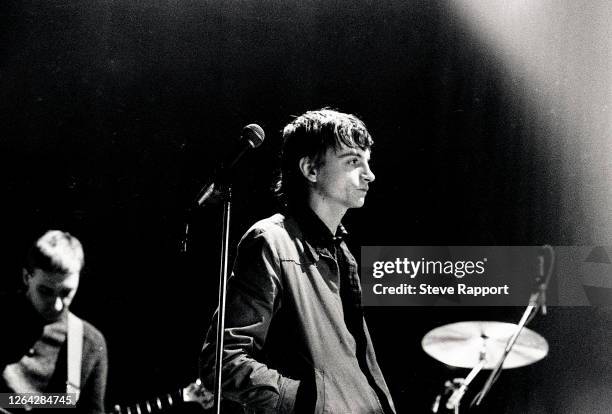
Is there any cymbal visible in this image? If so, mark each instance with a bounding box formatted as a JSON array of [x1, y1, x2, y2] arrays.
[[422, 321, 548, 369]]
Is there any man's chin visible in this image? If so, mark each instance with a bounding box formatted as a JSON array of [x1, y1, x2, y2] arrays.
[[352, 198, 366, 208], [41, 311, 66, 323]]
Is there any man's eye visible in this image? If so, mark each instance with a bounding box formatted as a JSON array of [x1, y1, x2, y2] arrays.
[[38, 288, 53, 296], [348, 158, 360, 165]]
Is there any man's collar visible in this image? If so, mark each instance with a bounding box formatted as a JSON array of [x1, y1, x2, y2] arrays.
[[287, 203, 349, 261]]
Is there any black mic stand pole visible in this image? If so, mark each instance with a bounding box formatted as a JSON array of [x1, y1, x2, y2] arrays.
[[212, 183, 232, 414], [182, 178, 233, 414], [182, 124, 264, 413]]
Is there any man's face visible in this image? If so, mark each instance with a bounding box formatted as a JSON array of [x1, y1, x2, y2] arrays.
[[24, 268, 80, 322], [313, 144, 375, 210]]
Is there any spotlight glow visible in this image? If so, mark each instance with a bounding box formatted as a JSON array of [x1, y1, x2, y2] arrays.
[[451, 0, 612, 242]]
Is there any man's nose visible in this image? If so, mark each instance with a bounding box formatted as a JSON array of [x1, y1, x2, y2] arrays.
[[54, 297, 64, 312], [362, 163, 375, 182]]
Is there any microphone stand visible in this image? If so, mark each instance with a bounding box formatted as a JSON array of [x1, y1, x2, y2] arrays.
[[181, 125, 264, 414], [212, 184, 232, 414], [182, 180, 233, 414], [472, 245, 554, 408]]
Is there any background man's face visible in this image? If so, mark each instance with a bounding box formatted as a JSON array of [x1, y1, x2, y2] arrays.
[[313, 144, 375, 210], [24, 268, 80, 322]]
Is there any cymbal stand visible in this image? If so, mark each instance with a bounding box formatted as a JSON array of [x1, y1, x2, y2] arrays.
[[472, 245, 555, 407], [445, 346, 488, 413]]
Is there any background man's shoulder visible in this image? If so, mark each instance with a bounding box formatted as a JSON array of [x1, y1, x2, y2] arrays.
[[75, 316, 108, 359], [82, 320, 106, 346]]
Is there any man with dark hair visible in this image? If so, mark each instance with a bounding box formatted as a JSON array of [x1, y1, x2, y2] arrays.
[[0, 230, 108, 413], [200, 109, 395, 413]]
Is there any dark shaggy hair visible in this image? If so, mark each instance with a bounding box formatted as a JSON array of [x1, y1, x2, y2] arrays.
[[275, 108, 373, 207]]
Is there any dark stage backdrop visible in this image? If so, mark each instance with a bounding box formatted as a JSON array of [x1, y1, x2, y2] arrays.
[[1, 1, 611, 413]]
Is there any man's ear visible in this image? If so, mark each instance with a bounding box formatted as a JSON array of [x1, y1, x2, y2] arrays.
[[298, 156, 318, 183], [22, 268, 30, 285]]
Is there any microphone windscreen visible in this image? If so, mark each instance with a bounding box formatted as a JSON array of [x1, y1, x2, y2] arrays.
[[242, 124, 265, 148]]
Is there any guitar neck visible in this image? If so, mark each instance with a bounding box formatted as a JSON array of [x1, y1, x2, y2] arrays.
[[112, 388, 184, 414]]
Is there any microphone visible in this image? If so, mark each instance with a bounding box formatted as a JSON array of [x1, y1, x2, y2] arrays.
[[195, 124, 265, 206]]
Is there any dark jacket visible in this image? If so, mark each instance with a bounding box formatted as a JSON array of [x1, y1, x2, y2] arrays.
[[200, 211, 395, 413], [0, 293, 108, 413]]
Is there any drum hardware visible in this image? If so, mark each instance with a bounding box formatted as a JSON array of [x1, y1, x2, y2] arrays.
[[425, 246, 555, 412], [423, 321, 549, 413]]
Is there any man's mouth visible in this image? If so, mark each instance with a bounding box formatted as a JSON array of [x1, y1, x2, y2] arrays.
[[43, 309, 65, 321]]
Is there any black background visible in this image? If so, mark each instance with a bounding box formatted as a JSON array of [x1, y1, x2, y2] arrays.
[[1, 1, 611, 412]]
